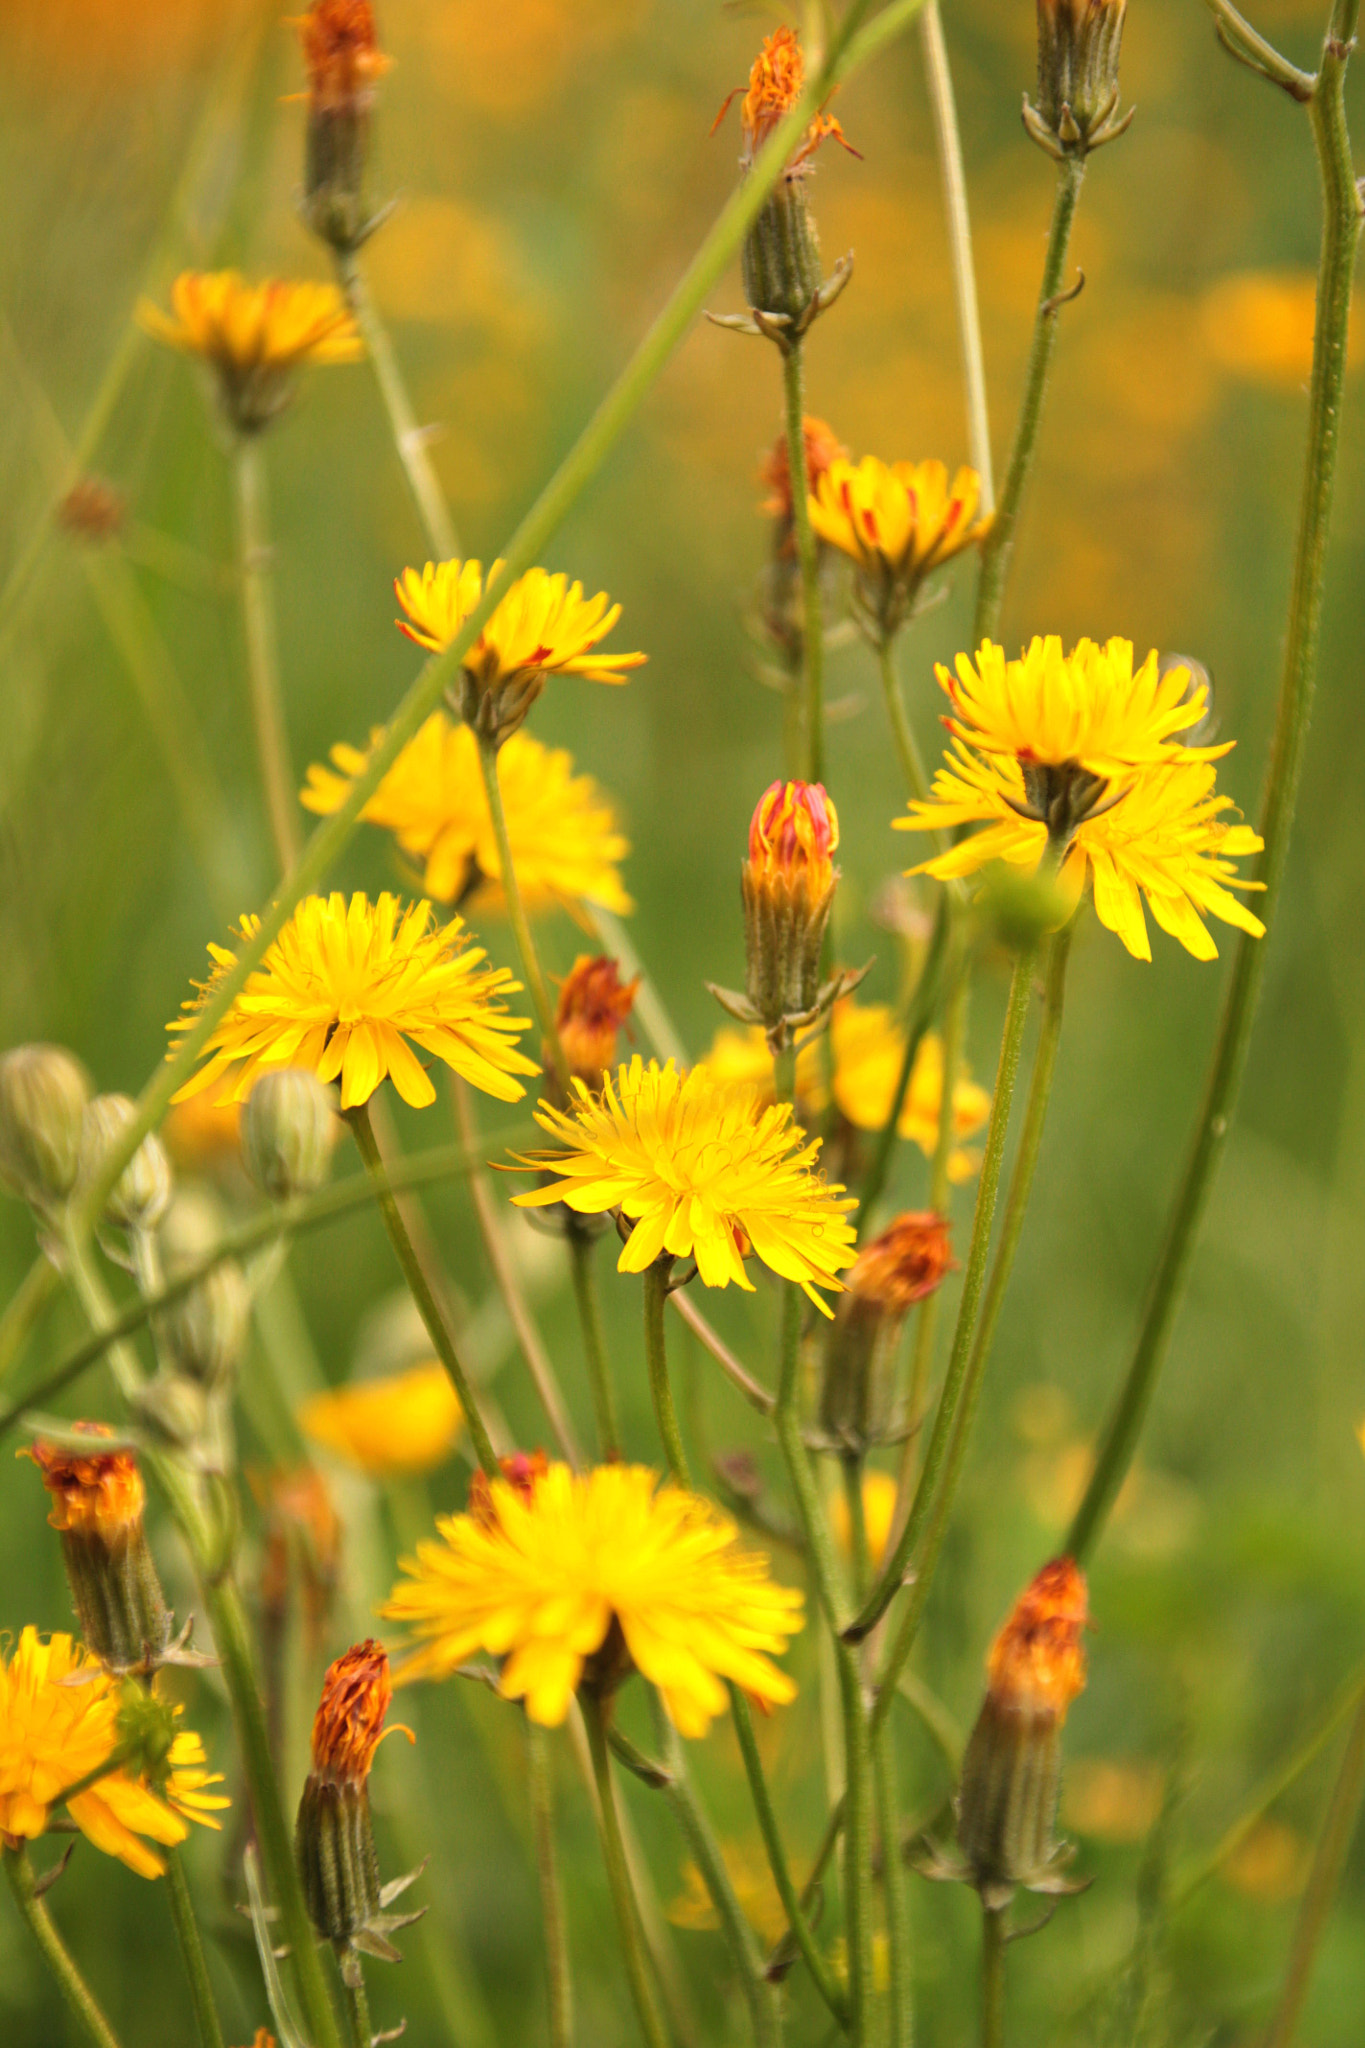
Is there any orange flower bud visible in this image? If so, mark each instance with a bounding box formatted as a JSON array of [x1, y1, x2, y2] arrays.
[[21, 1425, 172, 1671], [821, 1213, 954, 1447], [296, 0, 391, 255], [985, 1555, 1088, 1722], [298, 0, 388, 114], [310, 1640, 393, 1786], [552, 957, 639, 1093], [748, 781, 839, 895], [26, 1425, 145, 1539], [848, 1211, 955, 1315], [737, 781, 842, 1040]]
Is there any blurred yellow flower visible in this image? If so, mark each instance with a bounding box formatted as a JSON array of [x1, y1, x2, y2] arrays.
[[809, 455, 989, 614], [299, 1363, 464, 1478], [138, 272, 361, 431], [383, 1462, 803, 1735], [830, 1469, 899, 1570], [510, 1057, 858, 1312], [670, 1841, 790, 1945], [1201, 270, 1363, 389], [1061, 1758, 1164, 1843], [1223, 1818, 1310, 1902], [168, 892, 537, 1110], [163, 1092, 243, 1171], [301, 713, 632, 919]]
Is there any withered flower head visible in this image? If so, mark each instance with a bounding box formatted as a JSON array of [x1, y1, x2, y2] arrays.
[[985, 1555, 1088, 1722], [821, 1214, 953, 1448], [26, 1424, 144, 1539], [760, 415, 847, 525], [21, 1425, 173, 1673], [468, 1449, 550, 1529], [296, 0, 392, 253], [310, 1639, 394, 1786], [848, 1212, 955, 1315], [298, 0, 389, 113], [552, 956, 639, 1093], [715, 26, 856, 174]]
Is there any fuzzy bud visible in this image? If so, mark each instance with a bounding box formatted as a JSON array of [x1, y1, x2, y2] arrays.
[[77, 1095, 172, 1234], [1025, 0, 1132, 158], [741, 781, 840, 1034], [821, 1213, 955, 1447], [297, 0, 391, 254], [551, 958, 639, 1096], [22, 1425, 173, 1671], [0, 1044, 92, 1210], [241, 1069, 338, 1201]]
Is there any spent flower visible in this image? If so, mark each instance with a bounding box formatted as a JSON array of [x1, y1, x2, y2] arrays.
[[821, 1213, 955, 1447], [296, 0, 391, 252], [23, 1426, 173, 1672], [552, 956, 639, 1094]]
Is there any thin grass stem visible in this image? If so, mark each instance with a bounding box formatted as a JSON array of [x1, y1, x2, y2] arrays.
[[919, 0, 993, 505], [338, 253, 459, 561], [528, 1722, 574, 2048], [476, 732, 571, 1093], [165, 1848, 227, 2048], [1262, 1681, 1365, 2048], [644, 1263, 691, 1486], [582, 1692, 673, 2048], [0, 1255, 59, 1385], [568, 1222, 622, 1459]]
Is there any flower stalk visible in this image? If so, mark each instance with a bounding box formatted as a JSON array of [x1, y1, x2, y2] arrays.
[[781, 340, 826, 784], [475, 731, 572, 1094], [164, 1848, 227, 2048], [527, 1722, 574, 2048], [337, 252, 459, 561], [582, 1691, 671, 2048], [980, 1903, 1007, 2048], [643, 1261, 691, 1487], [568, 1222, 622, 1460], [919, 0, 994, 505], [234, 438, 300, 877], [3, 1842, 124, 2048]]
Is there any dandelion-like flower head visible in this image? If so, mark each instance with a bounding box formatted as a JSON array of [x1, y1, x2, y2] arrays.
[[810, 456, 990, 608], [138, 271, 361, 432], [300, 1362, 464, 1478]]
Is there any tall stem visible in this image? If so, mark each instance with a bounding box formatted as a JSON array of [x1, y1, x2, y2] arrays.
[[0, 1254, 58, 1384], [476, 732, 571, 1094], [858, 894, 952, 1234], [527, 1722, 574, 2048], [781, 339, 826, 785], [3, 1844, 124, 2048], [980, 1904, 1007, 2048], [346, 1099, 498, 1473], [643, 1263, 690, 1486], [568, 1222, 622, 1460], [582, 1692, 672, 2048], [874, 1732, 913, 2048], [165, 1848, 227, 2048], [972, 155, 1085, 643], [1067, 0, 1361, 1564], [876, 638, 932, 806], [234, 437, 300, 876], [919, 0, 993, 507], [344, 1969, 373, 2048], [337, 252, 459, 561]]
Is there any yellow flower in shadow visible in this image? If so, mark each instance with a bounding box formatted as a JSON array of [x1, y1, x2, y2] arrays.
[[300, 1362, 464, 1478]]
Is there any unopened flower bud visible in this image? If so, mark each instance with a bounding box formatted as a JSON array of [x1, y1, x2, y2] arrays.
[[821, 1213, 954, 1446], [551, 957, 639, 1097], [159, 1191, 251, 1392], [741, 780, 840, 1034], [113, 1677, 180, 1781], [242, 1069, 338, 1201], [956, 1557, 1089, 1907], [0, 1044, 91, 1209], [22, 1424, 173, 1671], [77, 1095, 172, 1234], [974, 863, 1075, 953], [297, 0, 391, 255], [1024, 0, 1132, 159]]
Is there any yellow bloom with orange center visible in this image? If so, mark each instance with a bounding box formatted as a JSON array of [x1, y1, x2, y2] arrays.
[[300, 1362, 464, 1478], [383, 1462, 804, 1736], [138, 272, 361, 432], [830, 1470, 899, 1571], [301, 714, 632, 919], [985, 1557, 1088, 1722], [0, 1630, 225, 1878], [509, 1057, 858, 1313], [309, 1640, 396, 1785], [167, 892, 537, 1110], [715, 25, 855, 171], [809, 456, 990, 613]]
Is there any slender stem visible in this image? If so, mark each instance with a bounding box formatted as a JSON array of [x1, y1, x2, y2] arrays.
[[1066, 4, 1360, 1564], [643, 1263, 691, 1486], [582, 1691, 672, 2048], [781, 339, 826, 785], [850, 948, 1038, 1641], [858, 894, 952, 1234], [876, 637, 932, 806], [728, 1685, 848, 2025], [774, 1287, 848, 1629], [980, 1904, 1007, 2048], [3, 1844, 123, 2048], [874, 1731, 913, 2048], [0, 1255, 58, 1383], [568, 1223, 622, 1459], [835, 1640, 877, 2048], [337, 252, 459, 561], [345, 1969, 373, 2048], [973, 156, 1085, 643], [165, 1848, 227, 2048], [346, 1100, 498, 1473], [234, 437, 300, 876], [668, 1291, 776, 1416], [1263, 1682, 1365, 2048], [528, 1722, 574, 2048], [919, 0, 993, 506], [452, 1077, 581, 1465], [475, 731, 571, 1094]]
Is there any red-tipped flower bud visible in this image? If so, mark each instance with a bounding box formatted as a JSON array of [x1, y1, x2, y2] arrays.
[[740, 781, 841, 1041], [552, 957, 639, 1096], [23, 1424, 173, 1671]]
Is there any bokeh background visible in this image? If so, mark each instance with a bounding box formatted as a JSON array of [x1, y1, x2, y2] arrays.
[[3, 0, 1365, 2041]]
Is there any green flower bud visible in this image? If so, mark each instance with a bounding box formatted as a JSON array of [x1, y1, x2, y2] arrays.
[[742, 178, 825, 327], [1024, 0, 1133, 159], [242, 1069, 339, 1202], [77, 1095, 172, 1234], [0, 1044, 91, 1208]]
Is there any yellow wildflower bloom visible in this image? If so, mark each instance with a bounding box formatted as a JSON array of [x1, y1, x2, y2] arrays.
[[300, 1362, 463, 1478], [382, 1462, 804, 1736], [809, 457, 989, 635], [509, 1057, 858, 1313], [167, 892, 537, 1110], [300, 714, 632, 918], [899, 748, 1265, 961], [138, 271, 361, 432], [0, 1630, 225, 1879], [830, 1470, 899, 1571]]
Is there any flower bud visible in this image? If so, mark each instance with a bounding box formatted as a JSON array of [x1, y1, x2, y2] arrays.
[[77, 1095, 172, 1234], [551, 957, 639, 1097], [956, 1557, 1088, 1907], [1024, 0, 1132, 159], [820, 1213, 954, 1447], [241, 1069, 338, 1201], [22, 1425, 173, 1672], [0, 1044, 91, 1209], [741, 780, 840, 1034], [297, 0, 391, 255]]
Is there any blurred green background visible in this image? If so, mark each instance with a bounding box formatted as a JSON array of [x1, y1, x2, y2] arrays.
[[3, 0, 1365, 2041]]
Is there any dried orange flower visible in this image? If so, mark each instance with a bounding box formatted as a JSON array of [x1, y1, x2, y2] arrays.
[[848, 1212, 955, 1314], [554, 956, 639, 1090], [25, 1424, 144, 1539], [297, 0, 389, 113], [761, 416, 847, 523], [309, 1639, 395, 1786], [715, 26, 856, 173], [985, 1557, 1089, 1722]]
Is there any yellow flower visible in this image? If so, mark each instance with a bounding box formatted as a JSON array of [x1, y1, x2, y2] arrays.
[[138, 271, 361, 432], [1200, 270, 1364, 389], [830, 1470, 899, 1570], [300, 1363, 463, 1478], [670, 1841, 790, 1945], [382, 1462, 804, 1735], [300, 713, 632, 918], [899, 749, 1266, 962], [168, 892, 537, 1111], [509, 1057, 858, 1313], [809, 457, 989, 629], [0, 1629, 225, 1879]]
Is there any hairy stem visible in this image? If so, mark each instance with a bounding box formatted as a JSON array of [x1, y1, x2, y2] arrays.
[[874, 1731, 913, 2048], [643, 1262, 691, 1486], [582, 1692, 672, 2048], [3, 1843, 123, 2048], [165, 1849, 227, 2048], [528, 1722, 574, 2048], [568, 1222, 622, 1460], [344, 1968, 372, 2048], [234, 437, 300, 876], [338, 252, 459, 560], [781, 338, 826, 785], [980, 1904, 1007, 2048], [476, 732, 571, 1094]]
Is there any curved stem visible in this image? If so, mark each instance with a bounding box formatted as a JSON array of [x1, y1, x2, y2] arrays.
[[568, 1223, 621, 1460], [668, 1290, 776, 1416], [876, 637, 932, 807], [973, 156, 1085, 643], [781, 339, 826, 785], [337, 252, 459, 561], [344, 1968, 373, 2048], [643, 1263, 690, 1486], [1262, 1682, 1365, 2048], [582, 1691, 672, 2048], [346, 1099, 498, 1474], [980, 1904, 1007, 2048], [165, 1848, 227, 2048], [475, 731, 571, 1094], [234, 437, 299, 877], [919, 0, 994, 506], [0, 1254, 58, 1384], [3, 1843, 123, 2048], [527, 1722, 574, 2048], [1066, 3, 1359, 1564]]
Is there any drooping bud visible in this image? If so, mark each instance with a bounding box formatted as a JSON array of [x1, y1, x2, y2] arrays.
[[158, 1191, 251, 1392], [821, 1213, 954, 1448], [956, 1558, 1089, 1908], [0, 1044, 91, 1210], [551, 957, 639, 1097], [22, 1425, 173, 1672], [296, 0, 391, 255], [242, 1068, 339, 1202], [1024, 0, 1132, 159], [76, 1095, 172, 1235], [735, 781, 841, 1046]]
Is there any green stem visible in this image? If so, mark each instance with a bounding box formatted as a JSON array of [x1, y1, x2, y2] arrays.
[[919, 0, 994, 506], [980, 1904, 1007, 2048], [345, 1968, 373, 2048], [1065, 2, 1360, 1565], [876, 638, 932, 807], [0, 1255, 58, 1383], [874, 1731, 913, 2048], [337, 252, 459, 560], [780, 339, 825, 785], [643, 1262, 690, 1486], [165, 1849, 227, 2048], [857, 895, 952, 1235], [849, 948, 1039, 1641], [1262, 1681, 1365, 2048], [582, 1692, 672, 2048], [972, 155, 1085, 644], [774, 1287, 848, 1629], [728, 1685, 848, 2025], [234, 437, 299, 877], [569, 1223, 622, 1459], [476, 731, 571, 1094], [528, 1722, 574, 2048], [3, 1844, 123, 2048], [346, 1100, 498, 1474]]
